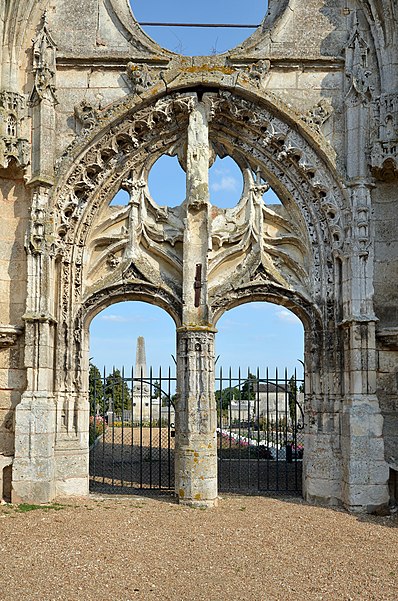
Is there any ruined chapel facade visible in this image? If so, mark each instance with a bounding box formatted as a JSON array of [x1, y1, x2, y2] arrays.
[[0, 0, 397, 512]]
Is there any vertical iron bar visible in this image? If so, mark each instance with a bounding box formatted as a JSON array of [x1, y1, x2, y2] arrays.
[[294, 368, 298, 493], [285, 367, 288, 492], [149, 366, 153, 489], [130, 365, 134, 489], [275, 367, 279, 491], [111, 366, 115, 488], [158, 366, 162, 490], [139, 365, 143, 489], [101, 366, 106, 487], [257, 367, 260, 492], [228, 367, 232, 491], [238, 367, 241, 490], [121, 366, 125, 489], [247, 367, 251, 491], [167, 366, 172, 490], [266, 367, 270, 491]]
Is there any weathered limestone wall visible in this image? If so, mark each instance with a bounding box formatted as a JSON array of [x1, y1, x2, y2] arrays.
[[374, 181, 398, 478], [0, 168, 28, 499]]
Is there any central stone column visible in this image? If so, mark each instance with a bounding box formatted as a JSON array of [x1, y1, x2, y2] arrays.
[[174, 95, 218, 507]]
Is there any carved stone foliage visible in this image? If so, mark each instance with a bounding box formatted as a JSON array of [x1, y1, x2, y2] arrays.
[[30, 12, 57, 105], [84, 172, 184, 302], [301, 100, 333, 133], [208, 166, 309, 305], [371, 93, 398, 180], [0, 91, 29, 169]]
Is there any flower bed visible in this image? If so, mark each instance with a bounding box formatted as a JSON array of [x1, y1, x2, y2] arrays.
[[89, 415, 106, 446]]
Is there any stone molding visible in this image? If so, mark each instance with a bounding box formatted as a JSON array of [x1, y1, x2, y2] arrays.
[[0, 325, 23, 348], [376, 328, 398, 350]]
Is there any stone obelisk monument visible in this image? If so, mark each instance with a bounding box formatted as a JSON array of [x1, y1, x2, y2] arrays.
[[133, 336, 151, 421]]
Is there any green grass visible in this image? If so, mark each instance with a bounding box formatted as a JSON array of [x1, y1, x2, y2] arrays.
[[16, 502, 65, 513]]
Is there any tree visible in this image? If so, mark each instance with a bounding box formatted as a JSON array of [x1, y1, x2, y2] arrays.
[[152, 380, 162, 400], [241, 373, 257, 401], [104, 369, 131, 415], [215, 386, 240, 414], [288, 375, 304, 426], [89, 363, 104, 413]]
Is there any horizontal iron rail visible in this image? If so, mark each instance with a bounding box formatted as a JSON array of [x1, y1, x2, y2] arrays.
[[138, 22, 260, 28]]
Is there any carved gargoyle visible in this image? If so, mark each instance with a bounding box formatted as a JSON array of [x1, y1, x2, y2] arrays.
[[126, 63, 154, 95], [74, 100, 100, 130]]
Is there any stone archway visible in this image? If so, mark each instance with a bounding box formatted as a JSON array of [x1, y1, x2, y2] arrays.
[[12, 82, 388, 511]]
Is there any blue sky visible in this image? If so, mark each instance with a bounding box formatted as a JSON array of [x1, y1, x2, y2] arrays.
[[89, 1, 304, 376], [90, 301, 304, 375], [130, 1, 267, 56]]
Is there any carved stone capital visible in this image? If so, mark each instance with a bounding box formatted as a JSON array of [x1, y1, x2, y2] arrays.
[[0, 325, 23, 348]]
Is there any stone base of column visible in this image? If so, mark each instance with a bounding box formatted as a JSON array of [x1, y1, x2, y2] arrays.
[[175, 443, 218, 507], [55, 444, 89, 497], [12, 393, 56, 504], [303, 431, 343, 507], [341, 397, 390, 513]]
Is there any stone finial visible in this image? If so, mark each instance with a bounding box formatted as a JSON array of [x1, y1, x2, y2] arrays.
[[30, 12, 57, 105]]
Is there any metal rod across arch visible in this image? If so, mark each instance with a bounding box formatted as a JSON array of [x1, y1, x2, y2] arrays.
[[138, 22, 260, 28]]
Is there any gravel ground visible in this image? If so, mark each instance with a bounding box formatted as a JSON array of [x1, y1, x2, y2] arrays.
[[0, 494, 397, 601]]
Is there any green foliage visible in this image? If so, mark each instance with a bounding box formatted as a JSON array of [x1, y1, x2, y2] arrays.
[[288, 375, 300, 424], [105, 369, 131, 414], [241, 373, 257, 401], [152, 380, 162, 399], [215, 386, 240, 412], [16, 503, 65, 513], [89, 363, 104, 412]]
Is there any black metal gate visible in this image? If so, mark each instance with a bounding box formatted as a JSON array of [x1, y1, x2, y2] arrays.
[[89, 367, 176, 494], [216, 368, 304, 495], [89, 366, 304, 496]]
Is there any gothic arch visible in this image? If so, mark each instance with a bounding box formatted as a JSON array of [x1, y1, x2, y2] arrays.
[[49, 84, 347, 398]]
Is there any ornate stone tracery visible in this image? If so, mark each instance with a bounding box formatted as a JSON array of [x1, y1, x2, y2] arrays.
[[2, 0, 395, 514]]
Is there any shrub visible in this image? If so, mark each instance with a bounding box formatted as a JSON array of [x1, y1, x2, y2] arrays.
[[89, 415, 106, 445]]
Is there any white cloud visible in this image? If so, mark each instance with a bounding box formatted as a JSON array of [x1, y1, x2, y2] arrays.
[[275, 309, 300, 324], [211, 176, 238, 193], [213, 167, 229, 176], [99, 314, 130, 323]]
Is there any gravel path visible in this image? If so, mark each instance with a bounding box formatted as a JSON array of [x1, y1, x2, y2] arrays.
[[0, 495, 397, 601]]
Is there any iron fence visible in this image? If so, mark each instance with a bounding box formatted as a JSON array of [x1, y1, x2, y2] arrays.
[[89, 366, 304, 496], [89, 367, 176, 494], [216, 368, 304, 495]]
